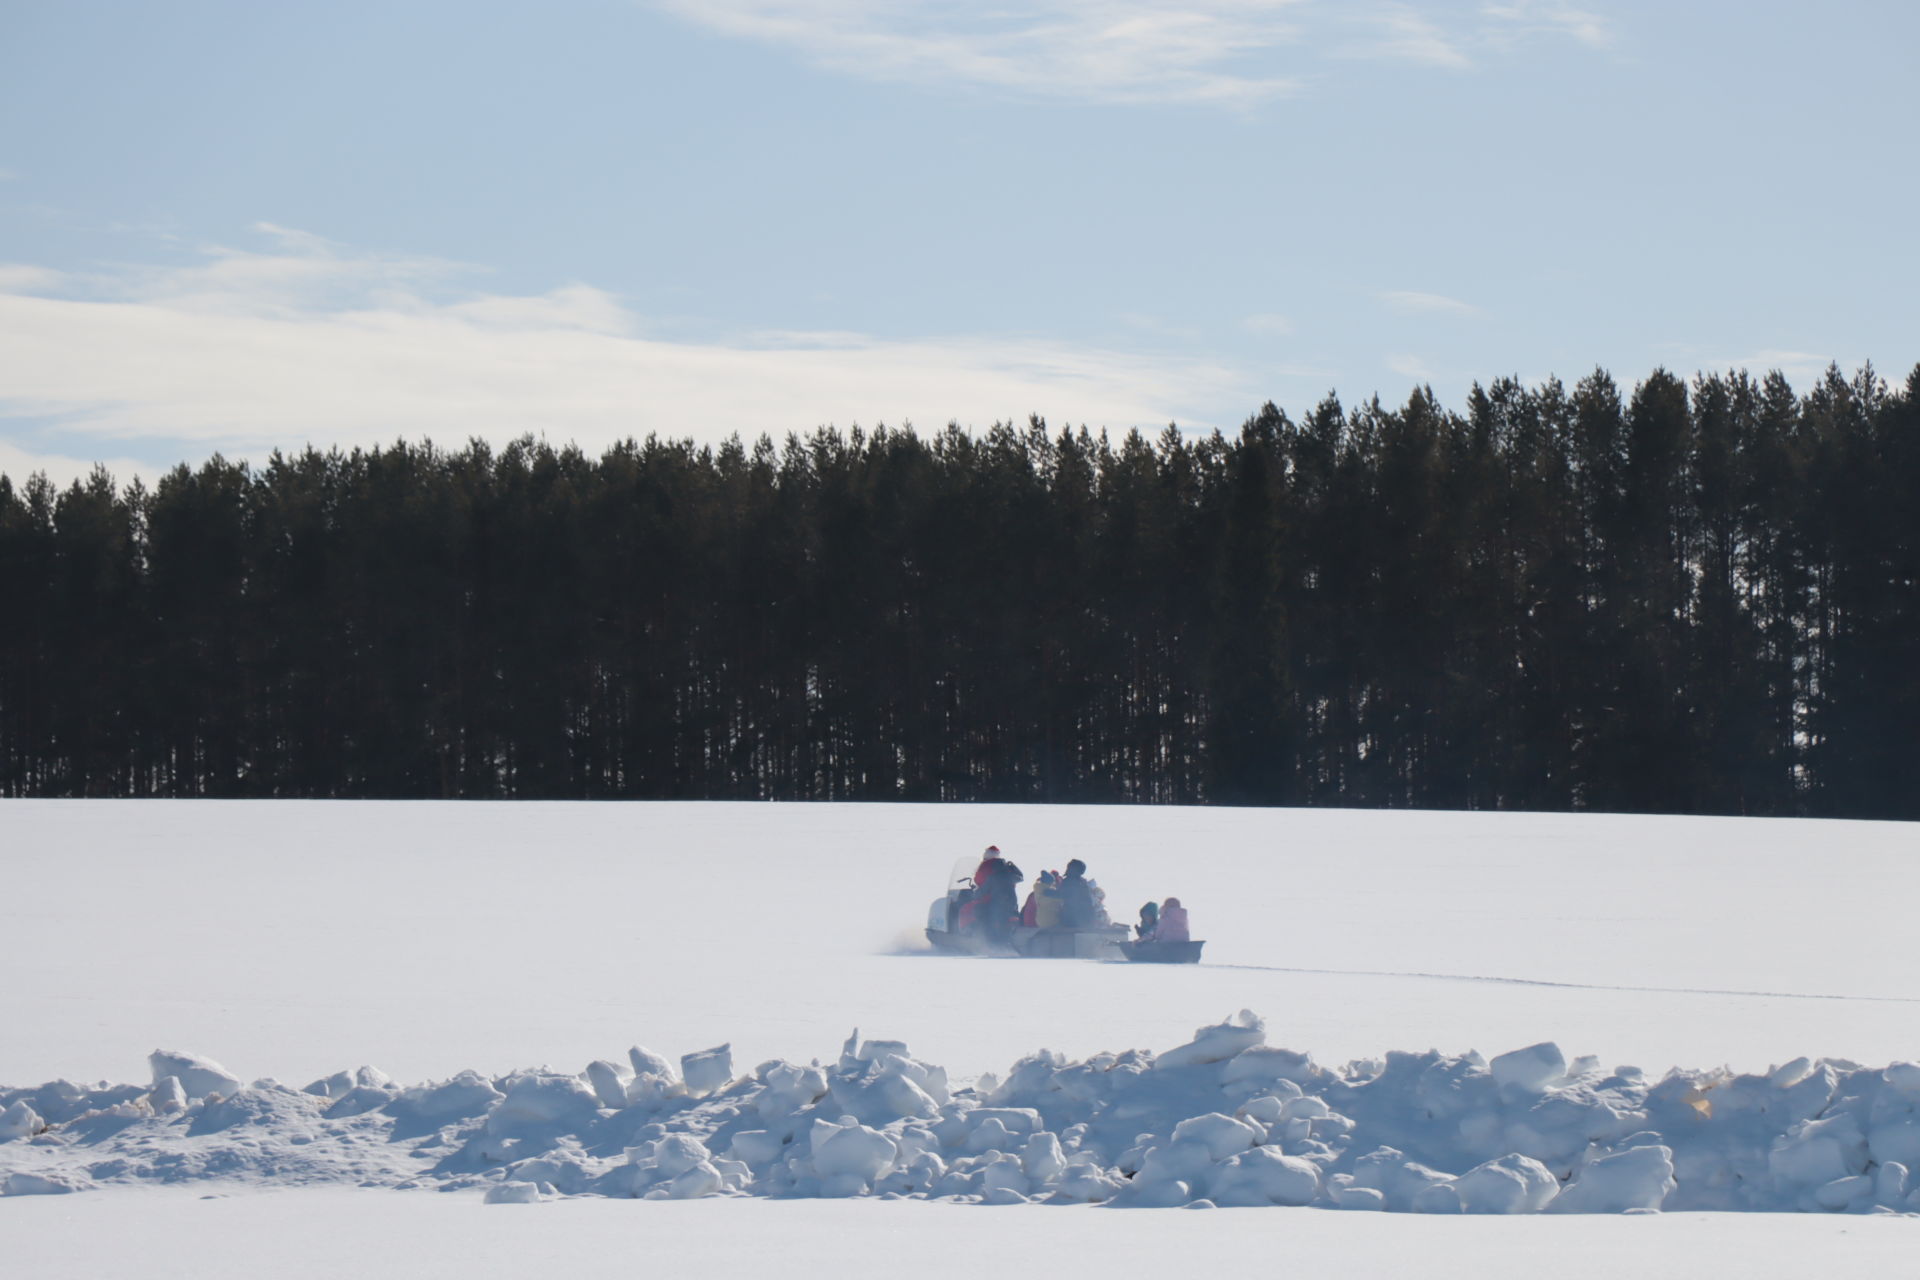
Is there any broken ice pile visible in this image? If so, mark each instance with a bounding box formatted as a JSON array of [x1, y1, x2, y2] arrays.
[[6, 1019, 1920, 1214]]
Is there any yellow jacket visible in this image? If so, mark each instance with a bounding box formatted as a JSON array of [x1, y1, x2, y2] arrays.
[[1034, 878, 1064, 928]]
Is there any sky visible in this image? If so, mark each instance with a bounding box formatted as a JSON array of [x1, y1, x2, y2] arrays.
[[1, 0, 1916, 487]]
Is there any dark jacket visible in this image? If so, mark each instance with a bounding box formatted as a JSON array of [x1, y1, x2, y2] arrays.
[[1058, 872, 1096, 929]]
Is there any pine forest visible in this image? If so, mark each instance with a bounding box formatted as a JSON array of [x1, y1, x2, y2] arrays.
[[3, 362, 1916, 817]]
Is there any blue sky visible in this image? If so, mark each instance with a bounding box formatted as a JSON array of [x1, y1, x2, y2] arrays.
[[2, 0, 1916, 484]]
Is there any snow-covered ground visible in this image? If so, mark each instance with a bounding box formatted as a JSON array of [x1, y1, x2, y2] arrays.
[[4, 801, 1917, 1272], [6, 1189, 1913, 1280]]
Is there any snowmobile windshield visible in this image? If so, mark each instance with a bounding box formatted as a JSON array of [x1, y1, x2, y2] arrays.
[[948, 855, 982, 894]]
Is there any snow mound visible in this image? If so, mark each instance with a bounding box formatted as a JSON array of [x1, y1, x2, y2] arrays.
[[7, 1018, 1920, 1214], [149, 1050, 242, 1102]]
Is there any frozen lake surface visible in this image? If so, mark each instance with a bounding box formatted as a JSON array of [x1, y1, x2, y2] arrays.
[[3, 800, 1917, 1275], [5, 800, 1915, 1086]]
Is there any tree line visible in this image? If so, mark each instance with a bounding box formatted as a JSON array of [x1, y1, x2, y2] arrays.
[[2, 362, 1916, 815]]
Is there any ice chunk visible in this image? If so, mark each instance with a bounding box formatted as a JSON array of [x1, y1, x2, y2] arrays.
[[1235, 1093, 1294, 1126], [0, 1100, 45, 1141], [1867, 1118, 1920, 1168], [1022, 1132, 1066, 1184], [322, 1086, 393, 1118], [1279, 1096, 1330, 1121], [4, 1172, 81, 1196], [811, 1120, 898, 1185], [1812, 1175, 1872, 1211], [964, 1116, 1018, 1155], [628, 1046, 676, 1080], [1770, 1113, 1868, 1191], [145, 1076, 188, 1115], [486, 1072, 600, 1138], [1411, 1181, 1463, 1213], [485, 1181, 544, 1204], [405, 1071, 503, 1119], [729, 1130, 786, 1167], [1171, 1112, 1262, 1162], [1768, 1057, 1813, 1089], [1136, 1140, 1213, 1187], [1154, 1011, 1265, 1071], [1222, 1046, 1316, 1087], [979, 1151, 1029, 1198], [1334, 1184, 1387, 1210], [1214, 1147, 1321, 1206], [1109, 1175, 1193, 1207], [1883, 1063, 1920, 1098], [305, 1070, 354, 1100], [756, 1063, 828, 1119], [585, 1060, 629, 1110], [1451, 1154, 1560, 1214], [1489, 1042, 1565, 1093], [1053, 1162, 1121, 1203], [668, 1162, 723, 1199], [1348, 1147, 1456, 1212], [873, 1071, 938, 1121], [149, 1050, 242, 1101], [1874, 1160, 1909, 1207], [636, 1134, 712, 1177], [681, 1045, 733, 1097], [965, 1108, 1042, 1135], [1556, 1145, 1675, 1213]]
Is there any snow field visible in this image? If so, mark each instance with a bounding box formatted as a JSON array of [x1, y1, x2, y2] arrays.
[[5, 799, 1919, 1093], [8, 1012, 1920, 1215], [4, 790, 1919, 1280], [4, 1190, 1911, 1280]]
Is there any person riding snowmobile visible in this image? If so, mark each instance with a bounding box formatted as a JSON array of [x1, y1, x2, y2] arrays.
[[1155, 897, 1190, 943], [1032, 870, 1065, 929], [971, 846, 1023, 942], [1057, 859, 1097, 929]]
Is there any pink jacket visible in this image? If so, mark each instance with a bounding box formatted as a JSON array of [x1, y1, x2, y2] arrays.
[[1156, 900, 1190, 943]]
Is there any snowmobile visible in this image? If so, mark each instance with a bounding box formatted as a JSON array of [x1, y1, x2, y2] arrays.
[[924, 856, 1130, 959]]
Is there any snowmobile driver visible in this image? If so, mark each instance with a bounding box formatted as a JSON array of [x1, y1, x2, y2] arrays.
[[972, 846, 1024, 943]]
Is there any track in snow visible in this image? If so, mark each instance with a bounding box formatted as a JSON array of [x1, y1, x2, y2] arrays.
[[1208, 963, 1920, 1005]]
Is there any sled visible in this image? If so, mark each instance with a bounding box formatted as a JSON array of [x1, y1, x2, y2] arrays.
[[1118, 938, 1206, 964]]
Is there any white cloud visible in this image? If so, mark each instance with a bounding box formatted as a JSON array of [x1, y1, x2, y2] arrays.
[[0, 229, 1245, 482], [654, 2, 1617, 102], [1381, 289, 1479, 317], [1341, 5, 1471, 69], [652, 0, 1307, 105], [1388, 354, 1439, 381], [1710, 349, 1851, 385], [1480, 1, 1611, 49], [0, 265, 64, 292], [1242, 311, 1295, 336], [0, 437, 155, 495]]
